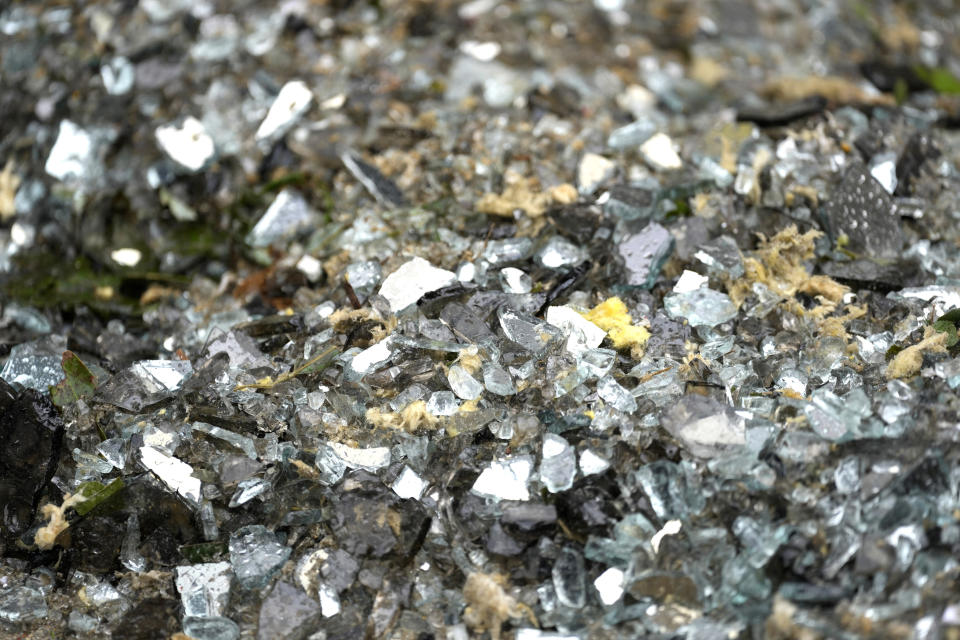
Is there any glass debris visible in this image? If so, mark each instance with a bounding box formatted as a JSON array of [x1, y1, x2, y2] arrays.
[[5, 2, 960, 638], [255, 80, 313, 141], [473, 456, 534, 501], [155, 116, 215, 172], [378, 257, 456, 313], [229, 525, 291, 590], [664, 287, 737, 327], [616, 221, 674, 288], [246, 189, 318, 248]]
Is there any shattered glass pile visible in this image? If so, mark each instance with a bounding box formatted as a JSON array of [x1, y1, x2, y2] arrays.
[[4, 0, 960, 638]]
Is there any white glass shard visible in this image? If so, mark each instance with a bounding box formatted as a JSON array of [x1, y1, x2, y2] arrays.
[[155, 116, 215, 172], [378, 257, 456, 313], [472, 455, 534, 501], [139, 446, 202, 503], [256, 80, 313, 141]]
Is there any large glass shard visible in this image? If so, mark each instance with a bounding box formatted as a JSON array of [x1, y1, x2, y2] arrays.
[[0, 380, 63, 542], [635, 461, 705, 520], [483, 362, 517, 396], [257, 581, 320, 640], [0, 586, 47, 623], [341, 152, 407, 208], [693, 235, 744, 278], [0, 336, 66, 391], [45, 120, 106, 182], [820, 162, 901, 259], [229, 525, 291, 590], [660, 395, 746, 457]]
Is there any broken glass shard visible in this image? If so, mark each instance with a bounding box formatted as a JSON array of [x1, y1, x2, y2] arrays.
[[498, 306, 560, 353], [229, 525, 291, 590], [427, 391, 459, 416], [499, 267, 533, 294], [803, 387, 871, 441], [100, 56, 134, 95], [693, 235, 743, 278], [472, 455, 534, 501], [545, 306, 605, 355], [257, 581, 320, 640], [341, 152, 407, 208], [155, 116, 215, 172], [379, 257, 456, 313], [245, 189, 318, 248], [0, 586, 47, 623], [192, 422, 257, 459], [255, 80, 313, 141], [328, 442, 391, 472], [536, 236, 588, 269], [552, 547, 586, 608], [138, 446, 201, 503], [617, 221, 674, 289], [182, 616, 240, 640], [391, 466, 426, 500], [869, 151, 898, 195], [229, 478, 271, 507], [664, 288, 737, 327], [447, 364, 484, 400], [577, 348, 616, 379], [345, 260, 382, 297], [579, 449, 611, 476], [350, 337, 394, 376], [176, 562, 232, 618], [594, 567, 625, 605], [640, 132, 683, 170], [603, 184, 654, 220], [820, 162, 901, 259], [482, 362, 516, 396], [660, 395, 746, 458], [597, 375, 637, 413], [45, 120, 99, 182], [578, 152, 616, 194], [540, 433, 576, 493], [608, 120, 656, 150], [314, 444, 347, 485]]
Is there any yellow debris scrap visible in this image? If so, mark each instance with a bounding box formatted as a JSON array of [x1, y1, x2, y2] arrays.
[[462, 572, 538, 640], [365, 400, 439, 432], [582, 297, 651, 358], [0, 159, 20, 221], [34, 492, 89, 550], [476, 171, 577, 217], [886, 327, 949, 380]]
